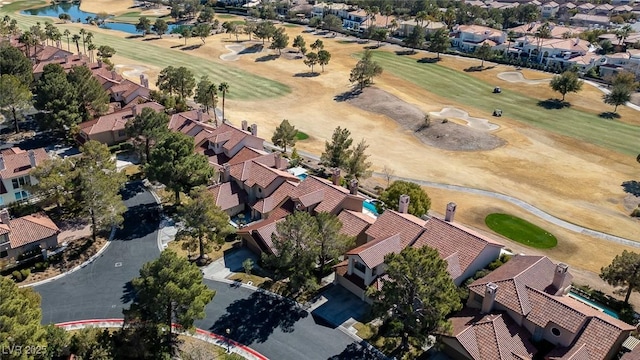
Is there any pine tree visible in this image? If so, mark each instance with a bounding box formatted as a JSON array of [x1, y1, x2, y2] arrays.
[[345, 139, 372, 180], [321, 126, 353, 169], [378, 180, 431, 217], [125, 107, 170, 163], [601, 250, 640, 304], [271, 119, 297, 153], [269, 27, 289, 55], [0, 74, 32, 133]]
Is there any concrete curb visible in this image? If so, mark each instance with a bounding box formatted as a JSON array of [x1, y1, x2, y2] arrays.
[[21, 226, 117, 288], [55, 319, 268, 360]]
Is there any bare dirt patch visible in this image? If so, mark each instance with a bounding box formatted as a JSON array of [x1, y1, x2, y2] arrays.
[[498, 71, 552, 84], [343, 87, 505, 151]]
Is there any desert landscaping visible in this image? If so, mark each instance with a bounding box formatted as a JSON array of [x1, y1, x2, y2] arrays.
[[5, 0, 640, 279]]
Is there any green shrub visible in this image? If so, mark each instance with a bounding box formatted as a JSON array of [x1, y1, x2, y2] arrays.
[[20, 268, 30, 280], [34, 262, 48, 272], [631, 206, 640, 217], [12, 270, 22, 282]]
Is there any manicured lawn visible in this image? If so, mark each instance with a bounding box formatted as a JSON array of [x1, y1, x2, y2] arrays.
[[295, 130, 309, 140], [485, 213, 558, 249], [283, 24, 300, 28], [367, 51, 640, 156], [3, 10, 291, 101], [216, 14, 236, 19], [110, 12, 168, 24]]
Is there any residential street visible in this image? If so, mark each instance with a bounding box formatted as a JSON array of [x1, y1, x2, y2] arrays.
[[34, 181, 373, 360]]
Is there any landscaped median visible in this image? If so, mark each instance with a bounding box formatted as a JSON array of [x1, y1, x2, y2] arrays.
[[56, 319, 268, 360], [485, 213, 558, 249]]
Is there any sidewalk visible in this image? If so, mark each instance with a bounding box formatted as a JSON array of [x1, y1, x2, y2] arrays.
[[156, 217, 177, 252], [55, 319, 268, 360]]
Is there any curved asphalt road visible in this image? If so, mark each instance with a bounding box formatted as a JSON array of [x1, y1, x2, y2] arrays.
[[35, 182, 367, 360]]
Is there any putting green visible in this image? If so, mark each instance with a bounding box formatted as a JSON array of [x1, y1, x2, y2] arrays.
[[367, 51, 640, 156], [2, 3, 291, 101], [485, 213, 558, 249]]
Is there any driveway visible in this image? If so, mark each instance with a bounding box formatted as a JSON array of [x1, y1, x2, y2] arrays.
[[34, 182, 374, 359]]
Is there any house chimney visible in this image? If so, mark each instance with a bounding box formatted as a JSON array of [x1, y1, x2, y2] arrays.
[[481, 282, 499, 313], [332, 168, 341, 185], [65, 54, 71, 64], [398, 194, 410, 214], [97, 59, 103, 68], [445, 202, 457, 222], [28, 150, 37, 168], [111, 70, 117, 80], [143, 78, 149, 88], [222, 163, 231, 183], [274, 151, 283, 170], [132, 105, 138, 117], [0, 209, 10, 227], [0, 154, 4, 171], [197, 109, 203, 122], [241, 120, 248, 131], [552, 263, 570, 294], [349, 179, 358, 195], [250, 124, 258, 136], [139, 74, 145, 85]]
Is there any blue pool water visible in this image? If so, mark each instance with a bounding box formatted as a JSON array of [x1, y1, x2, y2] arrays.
[[297, 173, 308, 180], [569, 292, 619, 319], [21, 4, 181, 35], [363, 200, 379, 216]]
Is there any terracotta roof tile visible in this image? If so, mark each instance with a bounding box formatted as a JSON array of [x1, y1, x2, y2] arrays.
[[252, 181, 298, 214], [549, 317, 632, 360], [337, 209, 374, 238], [412, 218, 503, 279], [0, 147, 49, 180], [290, 176, 363, 214], [347, 234, 403, 268], [6, 213, 60, 249], [79, 102, 164, 136], [364, 210, 426, 246], [208, 182, 247, 211], [446, 308, 537, 360]]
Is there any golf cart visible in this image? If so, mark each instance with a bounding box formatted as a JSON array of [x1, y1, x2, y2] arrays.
[[493, 86, 501, 94], [493, 109, 503, 117]]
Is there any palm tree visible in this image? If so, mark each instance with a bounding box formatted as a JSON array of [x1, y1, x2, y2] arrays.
[[51, 27, 62, 48], [535, 22, 551, 62], [18, 31, 37, 58], [63, 29, 70, 52], [505, 30, 516, 58], [383, 4, 393, 28], [218, 82, 230, 123], [72, 34, 81, 54], [85, 31, 93, 55], [79, 28, 87, 55], [415, 11, 428, 27], [87, 42, 96, 62], [616, 24, 633, 46], [207, 83, 218, 125]]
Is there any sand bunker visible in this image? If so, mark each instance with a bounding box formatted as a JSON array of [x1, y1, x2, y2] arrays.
[[429, 107, 499, 131], [498, 72, 551, 84], [220, 43, 263, 61], [344, 87, 505, 151], [114, 64, 151, 78]]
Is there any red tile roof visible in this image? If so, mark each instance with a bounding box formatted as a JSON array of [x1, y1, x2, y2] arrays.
[[364, 210, 426, 246], [0, 147, 48, 180], [446, 308, 537, 360], [207, 182, 247, 211], [33, 54, 90, 75], [347, 234, 403, 268], [78, 102, 164, 136], [412, 218, 503, 279], [5, 213, 60, 249], [291, 176, 363, 214], [252, 181, 298, 214], [231, 161, 298, 190], [337, 209, 375, 238], [548, 317, 633, 360]]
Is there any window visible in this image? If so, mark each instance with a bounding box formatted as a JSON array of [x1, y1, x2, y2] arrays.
[[14, 190, 29, 201], [551, 327, 561, 337], [12, 176, 30, 189], [0, 250, 7, 258], [354, 260, 366, 273]]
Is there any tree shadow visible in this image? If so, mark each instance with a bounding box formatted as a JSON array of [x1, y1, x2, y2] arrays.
[[181, 44, 203, 51], [239, 44, 263, 54], [170, 44, 184, 49], [120, 182, 146, 201], [364, 45, 381, 50], [125, 34, 144, 39], [302, 29, 315, 33], [417, 57, 440, 63], [599, 111, 620, 119], [209, 291, 308, 345], [294, 72, 320, 78], [622, 181, 640, 196], [142, 37, 160, 41], [334, 89, 362, 102], [464, 65, 496, 72], [121, 281, 137, 304], [537, 99, 571, 109], [115, 203, 160, 240], [395, 50, 415, 56], [328, 341, 385, 360], [255, 54, 280, 62]]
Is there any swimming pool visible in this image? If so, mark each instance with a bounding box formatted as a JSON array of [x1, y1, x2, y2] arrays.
[[297, 173, 308, 180], [569, 292, 619, 319], [363, 200, 379, 216]]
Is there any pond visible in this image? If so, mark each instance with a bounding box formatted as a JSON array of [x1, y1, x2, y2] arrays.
[[21, 3, 181, 35]]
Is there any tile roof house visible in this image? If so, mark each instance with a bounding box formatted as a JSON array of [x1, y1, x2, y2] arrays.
[[442, 255, 636, 360], [335, 199, 504, 303], [541, 2, 560, 18], [0, 147, 49, 206], [570, 14, 611, 28], [76, 102, 165, 146], [0, 209, 60, 261], [507, 23, 584, 39], [452, 24, 507, 52], [32, 54, 91, 80], [514, 36, 593, 66]]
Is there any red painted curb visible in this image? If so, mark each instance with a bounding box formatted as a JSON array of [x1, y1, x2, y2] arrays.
[[55, 319, 268, 360]]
